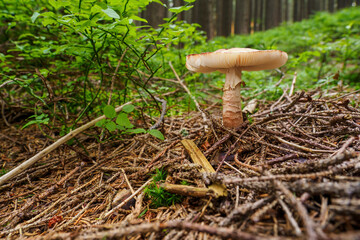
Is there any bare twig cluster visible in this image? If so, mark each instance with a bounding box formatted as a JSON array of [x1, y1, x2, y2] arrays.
[[0, 85, 359, 239]]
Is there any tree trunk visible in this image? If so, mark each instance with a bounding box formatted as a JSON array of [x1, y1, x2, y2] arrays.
[[283, 0, 289, 22], [235, 0, 252, 34], [294, 0, 308, 21], [192, 0, 213, 39], [217, 0, 233, 36], [308, 0, 322, 15], [301, 0, 308, 19], [141, 1, 167, 28], [208, 0, 216, 39], [323, 0, 328, 11], [265, 0, 281, 30], [254, 0, 264, 31], [328, 0, 335, 12], [337, 0, 353, 9], [293, 0, 300, 22]]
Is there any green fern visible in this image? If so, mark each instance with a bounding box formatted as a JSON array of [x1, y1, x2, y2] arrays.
[[144, 168, 182, 208]]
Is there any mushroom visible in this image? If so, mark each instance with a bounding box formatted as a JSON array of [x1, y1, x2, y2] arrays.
[[186, 48, 288, 128]]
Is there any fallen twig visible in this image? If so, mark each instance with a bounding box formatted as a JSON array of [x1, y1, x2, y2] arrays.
[[274, 179, 320, 240], [50, 220, 268, 240], [0, 101, 135, 187], [102, 178, 152, 219], [278, 197, 302, 236], [289, 72, 297, 97], [1, 166, 80, 229]]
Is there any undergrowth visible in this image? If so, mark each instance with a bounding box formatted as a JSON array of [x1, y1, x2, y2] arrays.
[[0, 2, 359, 141], [144, 168, 182, 208], [0, 0, 200, 139]]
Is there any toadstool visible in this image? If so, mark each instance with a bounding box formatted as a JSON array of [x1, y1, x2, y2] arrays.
[[186, 48, 288, 128]]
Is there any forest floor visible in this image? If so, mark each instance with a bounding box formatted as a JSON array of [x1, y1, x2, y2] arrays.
[[1, 86, 360, 240]]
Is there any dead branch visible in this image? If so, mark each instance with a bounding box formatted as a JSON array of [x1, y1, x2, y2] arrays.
[[0, 101, 135, 186], [51, 220, 269, 240]]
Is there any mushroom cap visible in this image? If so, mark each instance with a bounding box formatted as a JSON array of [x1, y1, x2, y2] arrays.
[[186, 48, 288, 73]]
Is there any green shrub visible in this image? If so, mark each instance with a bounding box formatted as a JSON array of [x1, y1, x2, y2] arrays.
[[0, 0, 203, 134]]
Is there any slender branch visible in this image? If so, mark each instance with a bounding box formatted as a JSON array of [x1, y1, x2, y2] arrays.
[[0, 101, 135, 187], [35, 68, 54, 102], [169, 61, 208, 127], [278, 197, 302, 236], [70, 220, 266, 240], [283, 90, 304, 112], [150, 96, 167, 130], [0, 80, 14, 88], [108, 49, 128, 105], [274, 136, 335, 153], [102, 178, 152, 219], [274, 180, 319, 240], [289, 72, 297, 97], [1, 100, 10, 127], [1, 166, 80, 229]]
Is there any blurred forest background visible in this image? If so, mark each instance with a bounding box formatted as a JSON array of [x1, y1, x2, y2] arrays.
[[142, 0, 359, 38]]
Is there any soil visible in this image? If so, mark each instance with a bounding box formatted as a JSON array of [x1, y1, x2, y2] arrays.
[[1, 87, 360, 239]]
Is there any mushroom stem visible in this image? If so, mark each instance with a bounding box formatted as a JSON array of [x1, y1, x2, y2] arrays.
[[222, 68, 243, 128]]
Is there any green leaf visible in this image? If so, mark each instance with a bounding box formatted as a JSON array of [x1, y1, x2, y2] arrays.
[[49, 0, 70, 9], [41, 12, 58, 26], [22, 120, 37, 129], [19, 33, 35, 40], [138, 209, 148, 218], [122, 104, 135, 113], [130, 15, 148, 23], [102, 7, 120, 19], [116, 113, 134, 128], [148, 129, 164, 140], [126, 128, 146, 134], [104, 105, 116, 119], [22, 114, 49, 129], [91, 5, 103, 14], [49, 0, 59, 9], [116, 125, 125, 131], [151, 0, 165, 5], [169, 5, 193, 14], [95, 119, 106, 127], [105, 121, 117, 132], [31, 12, 40, 23], [40, 69, 49, 77]]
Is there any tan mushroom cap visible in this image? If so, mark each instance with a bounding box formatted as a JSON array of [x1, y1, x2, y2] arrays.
[[186, 48, 288, 73]]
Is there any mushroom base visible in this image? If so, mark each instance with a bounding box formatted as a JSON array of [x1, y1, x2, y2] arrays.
[[222, 83, 243, 128]]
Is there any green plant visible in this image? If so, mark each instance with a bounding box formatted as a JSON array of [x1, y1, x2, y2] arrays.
[[0, 168, 8, 177], [0, 0, 202, 137], [95, 104, 164, 140], [144, 168, 182, 208], [152, 168, 167, 182], [22, 113, 49, 129], [180, 180, 189, 185]]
